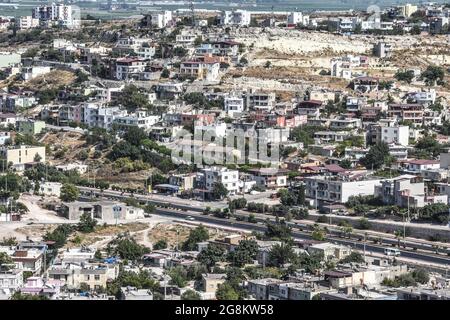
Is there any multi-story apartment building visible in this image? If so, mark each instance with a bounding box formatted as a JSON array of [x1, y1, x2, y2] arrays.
[[200, 166, 239, 195], [224, 96, 244, 116], [375, 174, 447, 208], [220, 10, 252, 26], [378, 125, 409, 146], [179, 60, 220, 81], [245, 89, 276, 111], [2, 145, 46, 170], [149, 11, 173, 28], [18, 16, 39, 29], [248, 168, 288, 189], [114, 110, 161, 132], [305, 174, 382, 206], [82, 103, 126, 130], [388, 104, 424, 125], [32, 3, 79, 29], [115, 57, 147, 80]]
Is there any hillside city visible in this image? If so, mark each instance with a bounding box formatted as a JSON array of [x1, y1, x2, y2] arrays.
[[0, 1, 449, 301]]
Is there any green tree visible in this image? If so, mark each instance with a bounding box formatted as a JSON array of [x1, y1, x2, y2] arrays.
[[360, 142, 393, 170], [77, 212, 97, 233], [161, 68, 170, 78], [107, 235, 150, 261], [357, 218, 371, 230], [265, 220, 292, 241], [422, 65, 445, 86], [412, 268, 429, 284], [339, 252, 365, 264], [197, 244, 225, 270], [168, 266, 188, 288], [268, 243, 296, 267], [216, 282, 239, 300], [181, 289, 201, 300], [182, 225, 209, 251], [153, 239, 168, 250], [0, 252, 14, 270], [11, 292, 49, 300], [227, 239, 259, 267], [60, 183, 80, 202], [395, 70, 415, 83], [212, 182, 229, 200]]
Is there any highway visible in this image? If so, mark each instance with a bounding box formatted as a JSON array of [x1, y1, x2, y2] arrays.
[[77, 186, 450, 269]]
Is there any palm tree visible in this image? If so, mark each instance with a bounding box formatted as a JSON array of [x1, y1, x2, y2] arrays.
[[394, 230, 402, 247], [268, 243, 295, 267]]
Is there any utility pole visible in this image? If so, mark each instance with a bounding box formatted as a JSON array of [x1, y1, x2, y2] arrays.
[[404, 196, 409, 248], [315, 185, 318, 210], [363, 232, 366, 261]]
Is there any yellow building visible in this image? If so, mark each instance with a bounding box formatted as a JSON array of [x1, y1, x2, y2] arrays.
[[4, 145, 46, 170], [401, 4, 418, 18]]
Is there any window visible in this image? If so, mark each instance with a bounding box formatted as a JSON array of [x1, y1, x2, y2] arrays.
[[85, 275, 90, 281], [94, 275, 100, 281]]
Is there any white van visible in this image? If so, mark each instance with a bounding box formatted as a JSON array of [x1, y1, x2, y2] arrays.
[[384, 248, 401, 256]]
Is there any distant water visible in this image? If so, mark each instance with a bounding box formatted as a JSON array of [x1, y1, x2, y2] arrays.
[[1, 0, 448, 18]]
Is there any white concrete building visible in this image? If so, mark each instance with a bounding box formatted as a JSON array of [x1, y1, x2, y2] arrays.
[[55, 162, 88, 174], [21, 66, 52, 81], [32, 3, 79, 29], [114, 110, 161, 131], [150, 11, 173, 28], [18, 16, 40, 29], [115, 57, 147, 80], [0, 132, 11, 146], [179, 60, 220, 81], [220, 10, 251, 26], [201, 166, 239, 195], [380, 125, 409, 146], [305, 175, 381, 205], [38, 181, 62, 197], [224, 96, 244, 117]]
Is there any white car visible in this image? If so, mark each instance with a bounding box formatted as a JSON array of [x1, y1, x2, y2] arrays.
[[185, 216, 195, 221]]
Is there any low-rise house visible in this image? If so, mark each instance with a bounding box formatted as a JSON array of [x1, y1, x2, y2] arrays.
[[245, 89, 276, 112], [295, 100, 323, 118], [168, 174, 196, 192], [0, 132, 11, 145], [397, 287, 450, 300], [330, 118, 362, 130], [200, 166, 239, 196], [55, 162, 87, 174], [0, 269, 23, 294], [9, 249, 44, 275], [47, 261, 119, 291], [307, 243, 351, 261], [17, 119, 46, 136], [201, 273, 226, 294], [0, 113, 17, 128], [20, 277, 64, 298], [21, 66, 51, 81], [120, 286, 153, 300], [60, 200, 145, 221], [38, 181, 62, 197]]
